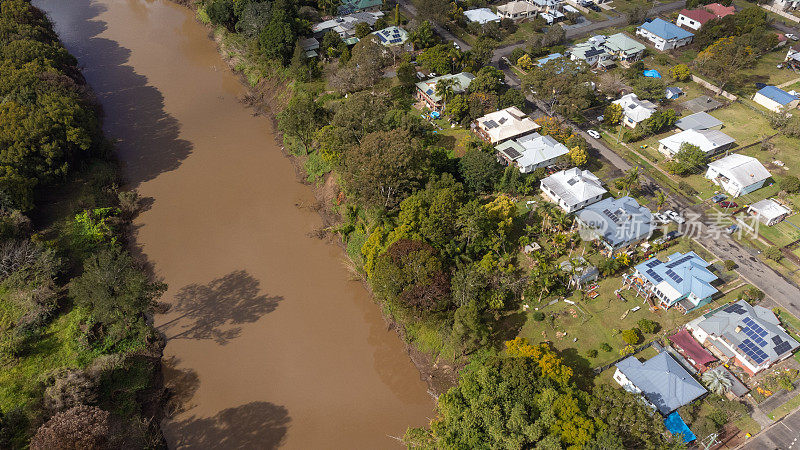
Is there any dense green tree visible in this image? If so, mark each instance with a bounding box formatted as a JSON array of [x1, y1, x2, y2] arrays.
[[277, 92, 322, 153], [205, 0, 236, 31], [588, 385, 672, 449], [396, 61, 417, 86], [258, 0, 297, 65], [417, 43, 460, 74], [410, 20, 437, 49], [632, 76, 665, 101], [780, 175, 800, 193], [354, 21, 371, 39], [329, 36, 390, 92], [468, 66, 505, 94], [235, 1, 272, 38], [499, 88, 525, 109], [666, 142, 707, 176], [523, 57, 595, 118], [340, 130, 429, 209], [459, 149, 501, 193]]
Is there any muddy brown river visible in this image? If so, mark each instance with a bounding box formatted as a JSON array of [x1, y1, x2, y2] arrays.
[[34, 0, 434, 447]]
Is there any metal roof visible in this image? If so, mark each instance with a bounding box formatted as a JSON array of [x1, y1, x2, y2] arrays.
[[675, 112, 723, 130], [638, 18, 694, 41], [756, 86, 799, 105], [616, 352, 707, 415]]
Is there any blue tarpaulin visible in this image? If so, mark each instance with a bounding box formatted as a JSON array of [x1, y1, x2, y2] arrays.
[[643, 69, 662, 78], [430, 111, 441, 119], [664, 412, 696, 443]]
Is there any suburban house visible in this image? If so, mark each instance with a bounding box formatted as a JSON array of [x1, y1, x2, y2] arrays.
[[613, 93, 657, 128], [674, 112, 723, 131], [464, 8, 501, 24], [576, 196, 653, 253], [657, 129, 735, 158], [636, 18, 694, 51], [530, 0, 563, 12], [540, 168, 607, 213], [312, 11, 383, 39], [539, 10, 566, 24], [560, 257, 599, 288], [631, 251, 719, 313], [772, 0, 800, 10], [785, 45, 800, 70], [337, 0, 382, 15], [496, 1, 539, 20], [669, 329, 717, 372], [682, 95, 723, 113], [687, 300, 800, 375], [570, 36, 613, 67], [299, 37, 320, 58], [372, 26, 410, 48], [415, 72, 474, 112], [753, 85, 800, 113], [676, 8, 717, 30], [705, 154, 771, 198], [602, 33, 647, 63], [614, 352, 707, 415], [748, 199, 791, 226], [704, 2, 736, 17], [496, 133, 569, 173], [472, 107, 541, 144], [665, 86, 683, 100]]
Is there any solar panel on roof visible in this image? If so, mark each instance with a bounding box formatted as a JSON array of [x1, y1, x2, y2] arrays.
[[502, 147, 522, 159], [772, 336, 783, 345], [667, 271, 683, 283], [646, 259, 661, 268], [666, 255, 693, 269], [724, 303, 746, 315], [646, 269, 663, 283], [775, 341, 792, 355], [484, 120, 499, 129]]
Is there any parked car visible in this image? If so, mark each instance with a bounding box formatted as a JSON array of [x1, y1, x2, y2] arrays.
[[787, 33, 799, 41], [711, 194, 727, 203], [664, 210, 686, 224], [726, 225, 738, 234], [665, 230, 682, 241], [587, 129, 600, 139], [589, 3, 601, 11], [652, 212, 670, 224], [718, 201, 738, 209], [453, 42, 460, 50]]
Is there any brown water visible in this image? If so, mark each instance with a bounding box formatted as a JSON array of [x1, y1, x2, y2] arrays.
[[34, 0, 434, 447]]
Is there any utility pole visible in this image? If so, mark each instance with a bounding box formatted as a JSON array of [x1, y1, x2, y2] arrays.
[[700, 432, 720, 450]]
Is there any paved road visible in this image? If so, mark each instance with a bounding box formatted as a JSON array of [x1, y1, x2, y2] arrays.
[[491, 0, 686, 64], [396, 0, 472, 51], [740, 406, 800, 449]]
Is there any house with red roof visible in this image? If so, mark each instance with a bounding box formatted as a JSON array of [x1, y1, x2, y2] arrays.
[[676, 3, 735, 30]]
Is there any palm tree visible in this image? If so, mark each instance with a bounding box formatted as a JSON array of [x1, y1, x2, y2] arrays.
[[702, 368, 732, 395], [621, 167, 640, 196], [435, 78, 459, 111]]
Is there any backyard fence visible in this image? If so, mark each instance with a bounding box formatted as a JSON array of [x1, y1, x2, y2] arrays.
[[691, 75, 738, 101]]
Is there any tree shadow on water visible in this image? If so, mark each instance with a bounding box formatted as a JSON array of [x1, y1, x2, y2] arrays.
[[171, 402, 290, 450], [162, 356, 201, 417], [159, 270, 282, 345]]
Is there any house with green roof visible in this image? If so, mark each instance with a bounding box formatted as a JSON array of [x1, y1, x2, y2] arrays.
[[602, 33, 647, 64], [415, 72, 474, 112], [338, 0, 382, 15]]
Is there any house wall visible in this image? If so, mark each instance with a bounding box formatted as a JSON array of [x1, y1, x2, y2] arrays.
[[705, 166, 752, 197], [739, 180, 766, 197], [637, 28, 693, 50], [676, 14, 703, 30], [613, 368, 641, 393], [752, 92, 797, 113]]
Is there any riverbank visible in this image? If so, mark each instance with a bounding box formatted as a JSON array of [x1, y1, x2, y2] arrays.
[[192, 10, 460, 395]]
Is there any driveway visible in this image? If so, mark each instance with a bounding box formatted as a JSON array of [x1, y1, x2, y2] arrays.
[[740, 406, 800, 449]]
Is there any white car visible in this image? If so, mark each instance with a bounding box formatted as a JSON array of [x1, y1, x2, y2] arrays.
[[587, 129, 600, 139], [652, 212, 670, 225], [664, 210, 686, 224], [453, 42, 461, 50], [787, 33, 799, 41]]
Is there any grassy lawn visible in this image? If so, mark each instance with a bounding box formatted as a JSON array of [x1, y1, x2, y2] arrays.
[[432, 118, 476, 157], [767, 391, 800, 420], [517, 238, 741, 369], [501, 22, 543, 46], [733, 415, 762, 435]]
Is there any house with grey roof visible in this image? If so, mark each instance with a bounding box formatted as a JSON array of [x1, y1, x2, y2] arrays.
[[613, 352, 707, 415], [682, 95, 723, 113], [576, 196, 653, 254], [496, 133, 569, 173], [496, 1, 538, 20], [312, 11, 383, 38], [687, 300, 800, 375], [748, 199, 791, 226], [540, 168, 607, 213], [415, 72, 474, 112], [632, 251, 719, 313], [705, 154, 771, 197], [675, 112, 723, 131], [464, 8, 501, 24]]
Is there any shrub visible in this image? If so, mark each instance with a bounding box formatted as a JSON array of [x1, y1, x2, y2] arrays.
[[723, 259, 737, 271], [619, 345, 635, 356], [780, 175, 800, 194], [44, 370, 99, 413], [679, 181, 698, 197], [764, 247, 782, 261], [600, 342, 612, 352], [587, 349, 598, 358], [621, 328, 643, 345], [669, 64, 691, 81], [637, 318, 660, 334], [532, 311, 545, 321], [30, 405, 111, 450]]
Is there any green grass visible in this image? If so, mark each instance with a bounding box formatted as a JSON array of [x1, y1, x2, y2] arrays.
[[767, 391, 800, 420], [733, 414, 762, 435], [0, 305, 91, 412]]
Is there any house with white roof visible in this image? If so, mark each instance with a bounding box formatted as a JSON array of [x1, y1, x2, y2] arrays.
[[614, 352, 707, 415], [753, 85, 800, 113], [496, 133, 569, 173], [497, 1, 538, 20], [415, 72, 474, 112], [658, 129, 735, 158], [464, 8, 501, 24], [530, 0, 563, 10], [472, 107, 541, 144], [748, 199, 791, 226], [636, 18, 694, 51], [313, 11, 383, 38], [372, 26, 410, 48], [576, 196, 653, 253], [540, 168, 607, 213], [705, 154, 771, 197], [613, 93, 657, 128], [632, 251, 718, 313], [687, 300, 800, 375]]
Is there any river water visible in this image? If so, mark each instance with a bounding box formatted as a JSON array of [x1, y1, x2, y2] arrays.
[[33, 0, 434, 447]]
